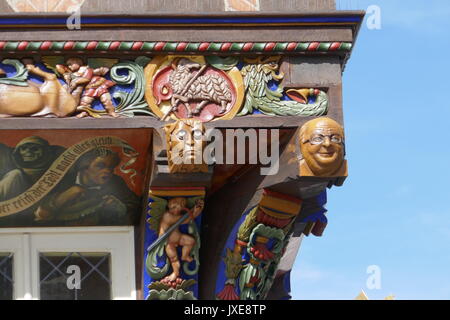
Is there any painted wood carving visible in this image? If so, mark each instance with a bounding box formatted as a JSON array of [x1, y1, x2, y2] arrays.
[[0, 57, 151, 118], [144, 187, 205, 300], [0, 55, 327, 120], [0, 129, 152, 227], [0, 7, 362, 301], [145, 55, 245, 122], [164, 119, 208, 174], [299, 117, 348, 177], [216, 190, 302, 300], [237, 56, 328, 117], [145, 55, 328, 121], [0, 59, 78, 117]]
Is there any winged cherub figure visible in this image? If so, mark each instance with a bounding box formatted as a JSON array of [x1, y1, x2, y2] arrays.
[[158, 197, 204, 282]]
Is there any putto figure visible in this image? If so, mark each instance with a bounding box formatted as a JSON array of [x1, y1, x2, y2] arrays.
[[299, 117, 347, 177], [56, 57, 118, 118], [158, 197, 204, 282], [146, 193, 204, 287]]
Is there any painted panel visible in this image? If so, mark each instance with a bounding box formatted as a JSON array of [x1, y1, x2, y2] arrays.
[[0, 129, 152, 227]]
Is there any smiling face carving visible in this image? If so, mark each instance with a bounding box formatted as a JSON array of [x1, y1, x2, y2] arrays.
[[299, 117, 347, 177]]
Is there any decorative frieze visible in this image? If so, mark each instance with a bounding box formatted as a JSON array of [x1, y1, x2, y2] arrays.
[[0, 41, 352, 53]]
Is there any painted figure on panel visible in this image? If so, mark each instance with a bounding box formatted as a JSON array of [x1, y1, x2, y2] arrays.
[[0, 137, 64, 201], [0, 132, 149, 227], [299, 117, 347, 177], [164, 119, 208, 173], [0, 137, 65, 225], [35, 148, 140, 225]]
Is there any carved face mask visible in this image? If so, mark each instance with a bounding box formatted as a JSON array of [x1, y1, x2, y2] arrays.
[[19, 143, 44, 163], [300, 118, 345, 177], [164, 119, 208, 173]]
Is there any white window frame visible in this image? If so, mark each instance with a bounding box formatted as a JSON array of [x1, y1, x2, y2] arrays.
[[0, 233, 27, 300], [0, 226, 136, 300]]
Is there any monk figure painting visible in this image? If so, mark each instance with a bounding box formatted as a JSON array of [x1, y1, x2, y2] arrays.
[[0, 130, 151, 227]]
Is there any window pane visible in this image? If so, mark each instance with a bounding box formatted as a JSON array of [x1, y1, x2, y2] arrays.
[[0, 253, 13, 300], [39, 252, 111, 300]]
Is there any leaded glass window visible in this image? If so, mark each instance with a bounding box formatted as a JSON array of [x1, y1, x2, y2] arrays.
[[39, 252, 111, 300], [0, 253, 13, 300]]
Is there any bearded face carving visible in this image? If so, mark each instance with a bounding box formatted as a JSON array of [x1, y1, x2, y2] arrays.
[[164, 119, 208, 173], [299, 117, 347, 177]]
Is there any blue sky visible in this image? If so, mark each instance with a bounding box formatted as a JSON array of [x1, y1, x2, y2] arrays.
[[291, 0, 450, 300]]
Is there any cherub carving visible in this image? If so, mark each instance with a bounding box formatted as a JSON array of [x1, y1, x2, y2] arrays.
[[146, 195, 204, 284]]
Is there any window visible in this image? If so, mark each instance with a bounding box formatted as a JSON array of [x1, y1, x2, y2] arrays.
[[39, 252, 112, 300], [0, 253, 13, 300], [0, 227, 135, 300]]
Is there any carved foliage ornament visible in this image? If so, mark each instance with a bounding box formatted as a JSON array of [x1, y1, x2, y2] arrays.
[[0, 55, 328, 120], [145, 55, 329, 122], [217, 190, 302, 300]]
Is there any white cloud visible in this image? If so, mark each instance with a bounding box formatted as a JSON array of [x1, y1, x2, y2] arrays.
[[376, 0, 450, 35], [291, 263, 328, 282]]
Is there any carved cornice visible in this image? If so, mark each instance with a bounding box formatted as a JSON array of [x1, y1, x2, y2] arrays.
[[0, 41, 352, 54], [0, 12, 364, 29]]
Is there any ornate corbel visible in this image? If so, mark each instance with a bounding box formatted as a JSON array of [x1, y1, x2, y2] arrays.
[[143, 187, 205, 300], [216, 189, 302, 300]]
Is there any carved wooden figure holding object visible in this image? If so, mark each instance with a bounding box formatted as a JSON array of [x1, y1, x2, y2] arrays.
[[146, 188, 205, 300], [56, 57, 118, 118], [158, 197, 204, 282]]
